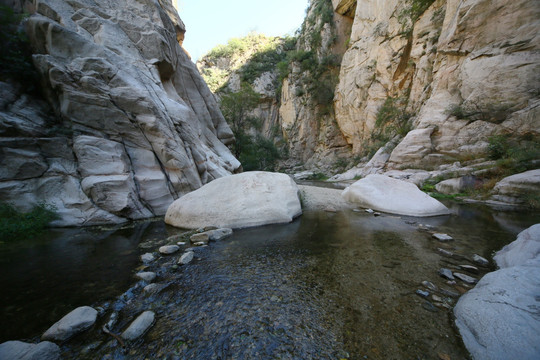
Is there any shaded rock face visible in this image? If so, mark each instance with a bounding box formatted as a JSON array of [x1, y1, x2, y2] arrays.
[[0, 0, 240, 226]]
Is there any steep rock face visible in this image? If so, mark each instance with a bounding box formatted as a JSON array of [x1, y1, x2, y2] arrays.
[[278, 0, 351, 169], [0, 0, 240, 226], [335, 0, 540, 168]]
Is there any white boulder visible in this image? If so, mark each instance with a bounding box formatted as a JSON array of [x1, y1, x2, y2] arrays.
[[494, 224, 540, 269], [341, 174, 450, 217], [165, 172, 302, 229], [491, 169, 540, 205], [41, 306, 97, 342], [454, 257, 540, 360]]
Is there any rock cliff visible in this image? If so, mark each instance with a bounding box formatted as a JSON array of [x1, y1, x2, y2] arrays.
[[0, 0, 240, 226], [200, 0, 538, 204]]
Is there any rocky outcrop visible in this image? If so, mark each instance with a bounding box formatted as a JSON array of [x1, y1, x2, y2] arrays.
[[341, 174, 450, 216], [0, 0, 240, 226], [335, 0, 539, 164], [165, 171, 302, 229], [454, 224, 540, 360], [491, 169, 540, 206]]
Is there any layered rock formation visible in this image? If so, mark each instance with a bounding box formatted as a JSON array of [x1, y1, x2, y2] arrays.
[[0, 0, 240, 226]]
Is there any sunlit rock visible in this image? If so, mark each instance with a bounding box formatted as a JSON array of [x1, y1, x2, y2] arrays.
[[165, 172, 302, 229], [341, 174, 450, 217]]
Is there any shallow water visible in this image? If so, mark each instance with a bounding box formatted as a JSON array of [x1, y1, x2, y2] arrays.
[[1, 203, 538, 359]]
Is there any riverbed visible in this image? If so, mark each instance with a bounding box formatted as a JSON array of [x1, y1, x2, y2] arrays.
[[1, 202, 538, 359]]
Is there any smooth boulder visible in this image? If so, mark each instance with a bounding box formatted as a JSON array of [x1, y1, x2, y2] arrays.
[[341, 174, 450, 217], [454, 223, 540, 360], [494, 224, 540, 268], [0, 341, 60, 360], [121, 311, 155, 341], [41, 306, 97, 342], [454, 257, 540, 360], [165, 172, 302, 229]]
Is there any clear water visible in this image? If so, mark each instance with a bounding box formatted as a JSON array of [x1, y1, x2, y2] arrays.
[[1, 203, 538, 359]]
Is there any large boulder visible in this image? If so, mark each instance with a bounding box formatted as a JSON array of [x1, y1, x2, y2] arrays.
[[454, 257, 540, 360], [165, 172, 302, 229], [491, 169, 540, 205], [494, 224, 540, 268], [0, 341, 60, 360], [41, 306, 97, 342], [341, 174, 450, 217], [454, 223, 540, 360]]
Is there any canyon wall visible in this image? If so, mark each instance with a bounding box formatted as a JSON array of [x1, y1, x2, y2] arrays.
[[0, 0, 240, 226], [335, 0, 539, 170]]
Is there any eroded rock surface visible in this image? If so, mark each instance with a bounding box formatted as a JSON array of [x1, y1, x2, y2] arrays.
[[0, 0, 240, 226]]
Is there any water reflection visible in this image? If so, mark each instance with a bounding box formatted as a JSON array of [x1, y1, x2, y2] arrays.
[[1, 203, 538, 359]]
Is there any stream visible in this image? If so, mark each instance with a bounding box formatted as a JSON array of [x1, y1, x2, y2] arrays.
[[1, 201, 538, 359]]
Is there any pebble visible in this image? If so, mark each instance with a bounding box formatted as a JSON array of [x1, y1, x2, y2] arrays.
[[432, 233, 453, 242], [421, 301, 438, 312], [432, 294, 442, 302], [178, 251, 194, 265], [438, 268, 455, 280], [207, 228, 233, 241], [135, 272, 156, 282], [421, 280, 438, 291], [416, 289, 430, 298], [373, 212, 381, 217], [140, 253, 155, 263], [177, 242, 186, 246], [439, 288, 460, 298], [458, 264, 479, 273], [193, 242, 207, 247], [190, 233, 209, 244], [159, 245, 180, 255], [365, 209, 374, 214], [42, 306, 98, 342], [105, 312, 118, 329], [143, 284, 159, 293], [437, 248, 454, 257], [473, 254, 489, 266], [453, 272, 477, 284]]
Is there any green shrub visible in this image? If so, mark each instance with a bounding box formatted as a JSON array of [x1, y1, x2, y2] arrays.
[[0, 6, 39, 88], [0, 202, 58, 241]]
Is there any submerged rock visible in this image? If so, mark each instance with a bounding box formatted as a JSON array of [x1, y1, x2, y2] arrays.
[[341, 175, 450, 217], [438, 268, 455, 280], [41, 306, 97, 342], [472, 254, 489, 266], [135, 272, 156, 283], [178, 251, 194, 265], [432, 233, 453, 242], [0, 340, 60, 360], [140, 253, 156, 264], [453, 272, 477, 284], [121, 311, 155, 341], [165, 172, 302, 229]]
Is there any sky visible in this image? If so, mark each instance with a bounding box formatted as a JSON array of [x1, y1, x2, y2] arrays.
[[174, 0, 309, 61]]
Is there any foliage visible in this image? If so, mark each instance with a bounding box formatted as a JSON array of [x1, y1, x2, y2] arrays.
[[238, 135, 282, 171], [219, 84, 282, 171], [445, 103, 512, 124], [305, 172, 329, 181], [0, 6, 39, 89], [0, 202, 58, 241], [397, 0, 436, 34], [200, 67, 229, 92], [487, 134, 540, 174]]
